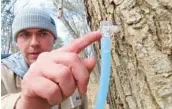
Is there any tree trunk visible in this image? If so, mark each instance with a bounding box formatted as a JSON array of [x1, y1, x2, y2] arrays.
[[84, 0, 172, 109]]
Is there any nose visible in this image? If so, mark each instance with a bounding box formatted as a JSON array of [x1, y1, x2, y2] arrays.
[[30, 35, 40, 48]]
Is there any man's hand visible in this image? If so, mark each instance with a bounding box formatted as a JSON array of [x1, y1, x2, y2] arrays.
[[16, 32, 102, 109]]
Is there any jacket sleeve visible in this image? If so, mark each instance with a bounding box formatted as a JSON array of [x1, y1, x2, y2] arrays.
[[1, 93, 21, 109], [1, 64, 21, 109]]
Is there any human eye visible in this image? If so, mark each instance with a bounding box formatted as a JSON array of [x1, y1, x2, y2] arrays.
[[18, 32, 29, 39], [40, 31, 49, 37]]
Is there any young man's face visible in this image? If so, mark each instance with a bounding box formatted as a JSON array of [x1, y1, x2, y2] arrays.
[[16, 28, 55, 65]]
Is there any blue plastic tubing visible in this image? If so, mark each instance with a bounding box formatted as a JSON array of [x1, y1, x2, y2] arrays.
[[95, 36, 111, 109]]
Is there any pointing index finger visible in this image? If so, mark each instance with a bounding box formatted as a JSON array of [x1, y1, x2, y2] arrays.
[[56, 31, 102, 53]]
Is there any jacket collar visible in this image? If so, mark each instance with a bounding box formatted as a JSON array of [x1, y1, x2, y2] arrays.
[[1, 52, 29, 77]]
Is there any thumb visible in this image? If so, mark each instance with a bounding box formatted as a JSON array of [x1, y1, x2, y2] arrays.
[[77, 57, 96, 94], [82, 57, 96, 73]]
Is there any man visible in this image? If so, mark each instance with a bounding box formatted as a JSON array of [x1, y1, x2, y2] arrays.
[[1, 7, 101, 109]]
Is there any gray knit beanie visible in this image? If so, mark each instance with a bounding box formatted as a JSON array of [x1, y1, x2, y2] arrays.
[[12, 8, 57, 42]]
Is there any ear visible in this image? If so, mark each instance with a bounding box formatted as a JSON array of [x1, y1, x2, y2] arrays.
[[53, 38, 56, 44], [54, 38, 56, 43], [15, 41, 19, 47], [15, 36, 19, 47]]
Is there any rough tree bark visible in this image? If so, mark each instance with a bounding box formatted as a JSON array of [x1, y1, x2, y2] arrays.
[[84, 0, 172, 109]]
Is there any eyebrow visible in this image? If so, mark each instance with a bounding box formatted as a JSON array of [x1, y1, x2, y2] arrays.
[[18, 30, 28, 34], [17, 30, 30, 37]]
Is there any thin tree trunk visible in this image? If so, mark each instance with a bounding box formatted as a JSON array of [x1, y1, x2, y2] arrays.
[[84, 0, 172, 109]]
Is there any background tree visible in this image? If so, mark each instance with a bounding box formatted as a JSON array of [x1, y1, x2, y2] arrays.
[[52, 0, 92, 57], [1, 0, 17, 54], [52, 1, 102, 108], [84, 0, 172, 109]]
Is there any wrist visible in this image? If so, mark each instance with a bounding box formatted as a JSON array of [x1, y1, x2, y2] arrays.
[[15, 95, 50, 109]]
